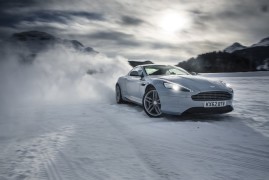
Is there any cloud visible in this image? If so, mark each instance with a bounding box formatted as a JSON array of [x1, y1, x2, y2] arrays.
[[260, 5, 268, 13], [120, 16, 144, 26], [0, 0, 269, 63], [0, 10, 105, 28], [0, 13, 20, 27], [89, 31, 132, 40], [0, 0, 37, 9], [150, 43, 178, 50], [88, 31, 141, 46], [27, 10, 105, 23]]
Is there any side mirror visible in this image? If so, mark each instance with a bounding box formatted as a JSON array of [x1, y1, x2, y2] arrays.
[[130, 71, 139, 76], [190, 72, 197, 75], [130, 70, 144, 78]]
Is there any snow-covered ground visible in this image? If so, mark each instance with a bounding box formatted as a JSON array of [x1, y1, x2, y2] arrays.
[[0, 71, 269, 180]]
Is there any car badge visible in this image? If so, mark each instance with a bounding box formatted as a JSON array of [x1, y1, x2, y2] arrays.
[[210, 85, 215, 88]]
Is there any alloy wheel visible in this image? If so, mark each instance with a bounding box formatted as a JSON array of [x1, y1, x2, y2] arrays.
[[143, 89, 162, 117]]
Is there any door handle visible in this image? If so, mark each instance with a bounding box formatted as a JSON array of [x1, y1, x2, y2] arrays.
[[141, 83, 146, 86]]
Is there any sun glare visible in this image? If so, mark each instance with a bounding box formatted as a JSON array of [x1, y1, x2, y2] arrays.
[[159, 11, 189, 33]]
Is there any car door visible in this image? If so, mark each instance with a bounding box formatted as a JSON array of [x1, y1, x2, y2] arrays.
[[126, 67, 143, 103]]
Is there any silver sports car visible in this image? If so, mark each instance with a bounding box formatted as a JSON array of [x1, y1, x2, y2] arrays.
[[116, 64, 234, 117]]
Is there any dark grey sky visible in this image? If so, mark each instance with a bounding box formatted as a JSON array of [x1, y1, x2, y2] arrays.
[[1, 0, 269, 63]]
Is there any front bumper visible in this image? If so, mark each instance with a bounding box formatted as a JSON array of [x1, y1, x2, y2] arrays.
[[158, 90, 233, 115], [182, 106, 233, 115]]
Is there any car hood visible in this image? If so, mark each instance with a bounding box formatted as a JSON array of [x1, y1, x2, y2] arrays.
[[155, 75, 228, 92]]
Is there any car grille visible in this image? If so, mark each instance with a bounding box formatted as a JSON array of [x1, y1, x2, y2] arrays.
[[191, 91, 232, 101]]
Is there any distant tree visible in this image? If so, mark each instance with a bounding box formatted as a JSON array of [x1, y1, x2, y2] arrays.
[[176, 51, 256, 73]]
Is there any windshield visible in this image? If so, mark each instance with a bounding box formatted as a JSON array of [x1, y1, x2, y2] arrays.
[[143, 65, 190, 76]]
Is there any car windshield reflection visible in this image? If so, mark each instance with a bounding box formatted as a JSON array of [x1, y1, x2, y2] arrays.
[[143, 65, 190, 76]]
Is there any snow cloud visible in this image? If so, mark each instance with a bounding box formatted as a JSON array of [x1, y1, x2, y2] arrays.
[[0, 45, 130, 107]]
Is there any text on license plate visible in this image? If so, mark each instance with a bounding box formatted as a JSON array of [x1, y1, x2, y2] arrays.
[[204, 101, 226, 108]]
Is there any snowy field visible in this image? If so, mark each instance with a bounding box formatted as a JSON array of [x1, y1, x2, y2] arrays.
[[0, 71, 269, 180]]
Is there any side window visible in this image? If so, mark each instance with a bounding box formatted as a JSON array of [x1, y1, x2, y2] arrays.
[[144, 67, 165, 75], [167, 68, 188, 75], [145, 67, 159, 75], [129, 67, 143, 77], [129, 68, 137, 76]]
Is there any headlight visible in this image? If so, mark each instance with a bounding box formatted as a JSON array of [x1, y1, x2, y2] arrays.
[[163, 82, 192, 92], [220, 81, 233, 93], [220, 80, 230, 87]]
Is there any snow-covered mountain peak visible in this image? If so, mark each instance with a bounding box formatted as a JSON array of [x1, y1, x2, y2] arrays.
[[224, 42, 246, 53], [251, 37, 269, 47], [8, 31, 98, 54]]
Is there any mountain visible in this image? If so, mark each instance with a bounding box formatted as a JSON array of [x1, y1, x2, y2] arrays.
[[177, 51, 255, 73], [251, 37, 269, 47], [10, 31, 98, 54], [232, 46, 269, 67], [224, 42, 246, 53], [3, 31, 98, 63], [3, 31, 99, 64], [224, 36, 269, 53], [177, 36, 269, 73]]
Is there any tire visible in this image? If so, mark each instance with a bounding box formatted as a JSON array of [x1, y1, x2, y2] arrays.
[[116, 84, 125, 104], [143, 87, 162, 117]]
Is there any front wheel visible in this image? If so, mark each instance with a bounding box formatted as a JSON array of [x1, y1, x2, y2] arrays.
[[116, 84, 125, 104], [143, 89, 162, 117]]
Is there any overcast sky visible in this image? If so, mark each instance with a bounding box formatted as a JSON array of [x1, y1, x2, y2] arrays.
[[0, 0, 269, 63]]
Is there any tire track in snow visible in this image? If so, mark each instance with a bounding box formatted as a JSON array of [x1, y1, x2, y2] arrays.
[[107, 103, 269, 180], [56, 151, 103, 180], [79, 106, 162, 180], [0, 125, 74, 180], [101, 105, 177, 179]]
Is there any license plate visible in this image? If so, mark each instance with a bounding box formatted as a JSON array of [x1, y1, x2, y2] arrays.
[[204, 101, 226, 108]]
